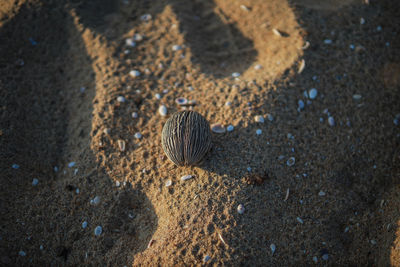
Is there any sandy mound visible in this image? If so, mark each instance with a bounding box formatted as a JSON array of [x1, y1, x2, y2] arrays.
[[1, 0, 399, 266]]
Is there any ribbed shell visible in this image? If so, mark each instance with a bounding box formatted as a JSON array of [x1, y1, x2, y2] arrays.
[[161, 110, 212, 166]]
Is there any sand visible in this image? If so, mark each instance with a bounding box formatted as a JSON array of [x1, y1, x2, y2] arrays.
[[1, 0, 399, 266]]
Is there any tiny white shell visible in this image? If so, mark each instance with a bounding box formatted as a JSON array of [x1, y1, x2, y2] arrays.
[[180, 174, 193, 181], [131, 112, 138, 118], [117, 96, 126, 103], [211, 123, 226, 133], [272, 28, 282, 37], [134, 132, 142, 139], [117, 139, 126, 151], [301, 41, 310, 50], [165, 180, 172, 187], [298, 59, 305, 74], [254, 64, 262, 70], [231, 72, 240, 78], [158, 105, 167, 116], [129, 70, 141, 78]]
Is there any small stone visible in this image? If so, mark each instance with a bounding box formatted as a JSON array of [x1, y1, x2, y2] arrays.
[[94, 226, 102, 236], [298, 100, 305, 111], [377, 26, 382, 31], [155, 93, 161, 100], [80, 87, 86, 93], [225, 101, 232, 107], [270, 244, 276, 254], [54, 166, 59, 172], [76, 188, 80, 194], [353, 94, 362, 100], [286, 157, 295, 166], [133, 34, 143, 41], [90, 196, 100, 205], [267, 114, 274, 121], [255, 129, 262, 135], [231, 72, 240, 78], [134, 132, 142, 139], [129, 70, 141, 78], [313, 256, 318, 263], [172, 45, 182, 51], [40, 245, 44, 250], [12, 164, 20, 169], [125, 38, 136, 47], [254, 64, 262, 70], [370, 239, 377, 245], [328, 116, 335, 126], [103, 128, 111, 135], [318, 191, 326, 196], [158, 105, 167, 116], [32, 178, 39, 186], [237, 204, 245, 214], [68, 162, 76, 168], [203, 255, 211, 263], [19, 251, 26, 256], [254, 115, 264, 123], [181, 175, 193, 181], [188, 86, 194, 91], [115, 181, 121, 187], [324, 39, 332, 44], [211, 123, 226, 133], [165, 180, 172, 187], [360, 17, 365, 24], [226, 125, 234, 132], [82, 221, 88, 229], [309, 88, 318, 99], [131, 112, 138, 118], [247, 166, 252, 172], [322, 253, 329, 260], [140, 14, 152, 21], [117, 96, 126, 103], [296, 217, 304, 224]]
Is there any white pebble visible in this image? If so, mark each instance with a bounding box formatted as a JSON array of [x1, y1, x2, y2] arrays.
[[227, 125, 234, 132], [129, 70, 141, 78], [286, 157, 295, 166], [158, 105, 167, 116], [125, 38, 136, 47], [134, 132, 142, 139], [68, 162, 76, 168], [131, 112, 138, 118], [181, 175, 193, 181], [140, 14, 152, 21], [133, 33, 143, 41], [82, 221, 88, 229], [231, 72, 240, 78], [256, 129, 262, 135], [254, 64, 262, 70], [353, 94, 362, 100], [165, 180, 172, 187], [309, 88, 318, 99], [32, 178, 39, 186], [296, 217, 304, 224], [117, 96, 126, 103], [94, 226, 102, 236], [237, 204, 245, 214], [211, 123, 226, 133], [270, 244, 276, 254], [115, 181, 121, 187], [225, 101, 232, 107], [254, 115, 264, 123], [19, 251, 26, 256], [318, 191, 326, 196], [328, 116, 335, 126], [90, 196, 100, 205], [172, 45, 182, 51], [155, 93, 161, 100]]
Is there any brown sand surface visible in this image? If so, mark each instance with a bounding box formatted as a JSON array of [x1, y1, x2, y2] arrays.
[[1, 0, 399, 266]]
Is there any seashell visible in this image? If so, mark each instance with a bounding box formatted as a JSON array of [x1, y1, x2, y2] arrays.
[[211, 123, 226, 133], [117, 139, 126, 151], [272, 28, 282, 37], [175, 97, 188, 105], [298, 59, 305, 74], [162, 111, 212, 166], [180, 174, 193, 181], [158, 105, 167, 116], [301, 41, 310, 50]]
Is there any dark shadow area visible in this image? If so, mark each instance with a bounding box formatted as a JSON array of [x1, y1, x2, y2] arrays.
[[71, 0, 257, 78], [0, 1, 157, 265]]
